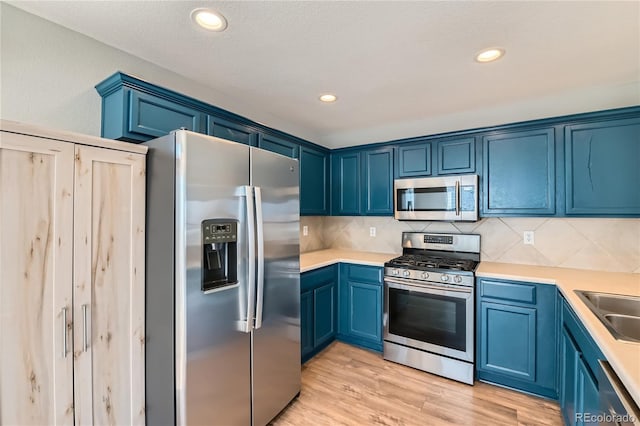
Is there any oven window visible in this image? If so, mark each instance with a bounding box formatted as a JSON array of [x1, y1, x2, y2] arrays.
[[388, 287, 466, 351]]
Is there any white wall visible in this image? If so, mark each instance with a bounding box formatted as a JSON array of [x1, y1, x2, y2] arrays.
[[0, 3, 311, 140]]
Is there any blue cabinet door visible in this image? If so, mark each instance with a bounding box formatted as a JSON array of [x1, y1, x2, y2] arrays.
[[576, 356, 599, 426], [258, 133, 299, 158], [362, 147, 394, 215], [396, 141, 431, 177], [482, 128, 556, 215], [560, 327, 579, 426], [313, 282, 336, 348], [301, 265, 338, 362], [128, 90, 206, 139], [560, 296, 605, 425], [436, 137, 476, 175], [300, 290, 314, 359], [478, 301, 537, 381], [207, 115, 257, 145], [331, 152, 361, 215], [477, 278, 558, 398], [338, 264, 383, 352], [565, 117, 640, 215], [300, 146, 330, 215]]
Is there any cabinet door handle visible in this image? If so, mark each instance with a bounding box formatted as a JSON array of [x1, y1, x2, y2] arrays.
[[61, 307, 68, 358], [82, 304, 89, 352]]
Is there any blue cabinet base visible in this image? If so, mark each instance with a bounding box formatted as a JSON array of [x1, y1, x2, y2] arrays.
[[336, 334, 383, 353]]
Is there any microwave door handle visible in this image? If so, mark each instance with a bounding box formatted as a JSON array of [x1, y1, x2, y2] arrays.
[[455, 180, 461, 216]]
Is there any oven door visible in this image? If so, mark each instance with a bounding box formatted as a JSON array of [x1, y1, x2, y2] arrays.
[[384, 277, 474, 362]]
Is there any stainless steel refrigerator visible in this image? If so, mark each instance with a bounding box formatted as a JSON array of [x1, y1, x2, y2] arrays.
[[144, 130, 301, 425]]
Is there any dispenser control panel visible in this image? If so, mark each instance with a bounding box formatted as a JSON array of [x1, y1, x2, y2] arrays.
[[203, 221, 237, 244]]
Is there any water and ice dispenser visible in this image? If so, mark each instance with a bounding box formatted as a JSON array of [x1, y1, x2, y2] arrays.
[[202, 219, 238, 292]]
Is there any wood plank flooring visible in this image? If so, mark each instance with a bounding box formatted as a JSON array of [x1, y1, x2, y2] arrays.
[[273, 342, 562, 426]]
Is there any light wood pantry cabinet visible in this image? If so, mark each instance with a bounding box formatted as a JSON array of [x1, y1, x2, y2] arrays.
[[0, 120, 147, 425]]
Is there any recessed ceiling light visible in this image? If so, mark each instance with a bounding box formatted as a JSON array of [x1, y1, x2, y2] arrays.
[[191, 8, 227, 32], [475, 48, 505, 63], [319, 94, 337, 103]]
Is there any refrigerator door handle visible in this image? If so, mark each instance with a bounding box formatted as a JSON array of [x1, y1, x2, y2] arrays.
[[254, 186, 265, 329], [244, 185, 256, 333]]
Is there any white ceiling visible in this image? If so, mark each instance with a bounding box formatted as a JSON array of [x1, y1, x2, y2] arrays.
[[7, 1, 640, 148]]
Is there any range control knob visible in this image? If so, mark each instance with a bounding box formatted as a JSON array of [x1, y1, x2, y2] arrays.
[[441, 274, 450, 282], [392, 269, 399, 276], [421, 272, 430, 280], [453, 275, 463, 284], [403, 270, 411, 277]]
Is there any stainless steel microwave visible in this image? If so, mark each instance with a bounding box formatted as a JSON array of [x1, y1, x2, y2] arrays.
[[394, 174, 479, 221]]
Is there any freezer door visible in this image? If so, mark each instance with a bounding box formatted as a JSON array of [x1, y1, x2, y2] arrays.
[[250, 148, 301, 426], [176, 131, 252, 426]]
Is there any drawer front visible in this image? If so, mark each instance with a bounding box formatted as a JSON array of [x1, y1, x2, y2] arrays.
[[301, 265, 337, 292], [480, 279, 536, 304], [344, 264, 382, 284]]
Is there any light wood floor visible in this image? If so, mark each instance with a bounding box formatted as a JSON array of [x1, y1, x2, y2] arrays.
[[273, 342, 562, 426]]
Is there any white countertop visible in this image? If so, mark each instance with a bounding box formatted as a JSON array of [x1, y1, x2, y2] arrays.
[[477, 262, 640, 405], [300, 249, 398, 273]]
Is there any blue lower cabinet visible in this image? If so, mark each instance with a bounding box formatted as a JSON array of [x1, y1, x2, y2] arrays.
[[476, 278, 558, 399], [300, 265, 338, 362], [338, 264, 383, 352], [559, 295, 604, 425], [300, 290, 314, 359], [313, 282, 336, 348]]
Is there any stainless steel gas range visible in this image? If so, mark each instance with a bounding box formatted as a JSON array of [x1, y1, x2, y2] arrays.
[[383, 232, 480, 385]]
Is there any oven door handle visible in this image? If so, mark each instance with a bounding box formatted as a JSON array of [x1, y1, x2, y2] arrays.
[[384, 277, 472, 296]]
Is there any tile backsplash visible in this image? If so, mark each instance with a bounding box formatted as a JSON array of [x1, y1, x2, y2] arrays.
[[300, 216, 640, 273]]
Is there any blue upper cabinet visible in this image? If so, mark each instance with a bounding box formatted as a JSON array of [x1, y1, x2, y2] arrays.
[[128, 91, 206, 138], [395, 137, 475, 177], [300, 146, 330, 215], [207, 115, 258, 146], [436, 137, 476, 175], [482, 128, 556, 216], [565, 117, 640, 216], [331, 151, 361, 215], [332, 147, 393, 216], [362, 147, 394, 215], [396, 141, 432, 177], [258, 133, 299, 158]]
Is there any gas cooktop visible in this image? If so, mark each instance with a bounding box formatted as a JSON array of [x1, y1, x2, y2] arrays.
[[385, 254, 478, 273], [383, 232, 480, 286]]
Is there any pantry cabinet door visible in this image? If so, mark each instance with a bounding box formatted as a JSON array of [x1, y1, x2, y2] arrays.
[[0, 133, 74, 425], [72, 145, 146, 426]]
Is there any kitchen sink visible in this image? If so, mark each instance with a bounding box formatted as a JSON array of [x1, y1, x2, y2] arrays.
[[574, 291, 640, 343]]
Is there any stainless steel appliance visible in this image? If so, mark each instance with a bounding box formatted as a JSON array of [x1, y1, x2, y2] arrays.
[[598, 360, 640, 426], [394, 174, 479, 221], [145, 130, 300, 425], [383, 232, 480, 385]]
